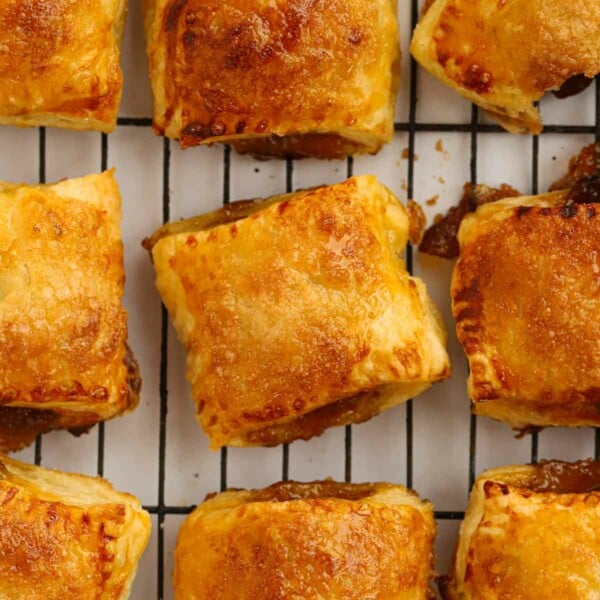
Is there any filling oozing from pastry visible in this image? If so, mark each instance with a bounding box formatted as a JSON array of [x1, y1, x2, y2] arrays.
[[526, 460, 600, 494], [240, 384, 426, 446], [0, 345, 141, 452], [215, 481, 380, 504], [552, 74, 595, 99], [230, 133, 382, 160], [419, 183, 521, 258], [420, 142, 600, 258], [483, 460, 600, 495]]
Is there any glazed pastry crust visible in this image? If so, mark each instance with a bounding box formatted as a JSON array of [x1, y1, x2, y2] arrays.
[[410, 0, 600, 133], [174, 481, 435, 600], [142, 0, 400, 157], [445, 461, 600, 599], [0, 171, 140, 451], [0, 454, 150, 600], [451, 192, 600, 429], [146, 175, 450, 448], [0, 0, 127, 132]]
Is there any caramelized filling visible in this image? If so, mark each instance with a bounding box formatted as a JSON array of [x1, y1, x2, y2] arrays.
[[566, 175, 600, 205], [243, 388, 385, 447], [552, 74, 595, 99], [419, 183, 521, 258], [0, 345, 139, 452], [232, 133, 377, 160], [527, 460, 600, 494], [550, 142, 600, 192], [0, 407, 99, 453], [248, 480, 378, 503], [125, 343, 142, 411], [421, 142, 600, 258]]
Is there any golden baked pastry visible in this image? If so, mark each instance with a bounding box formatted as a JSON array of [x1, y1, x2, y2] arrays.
[[410, 0, 600, 134], [142, 0, 400, 157], [0, 0, 127, 132], [451, 188, 600, 429], [0, 453, 151, 599], [144, 175, 450, 448], [0, 171, 140, 452], [174, 480, 435, 599], [444, 460, 600, 599]]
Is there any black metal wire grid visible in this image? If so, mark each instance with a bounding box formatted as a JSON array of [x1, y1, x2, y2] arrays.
[[29, 0, 600, 596]]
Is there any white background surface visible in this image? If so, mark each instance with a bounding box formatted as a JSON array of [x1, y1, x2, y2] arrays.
[[2, 0, 598, 598]]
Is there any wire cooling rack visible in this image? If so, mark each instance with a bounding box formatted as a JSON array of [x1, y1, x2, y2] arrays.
[[2, 0, 599, 598]]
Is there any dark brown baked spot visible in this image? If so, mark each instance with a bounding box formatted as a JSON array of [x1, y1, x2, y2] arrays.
[[463, 64, 493, 94]]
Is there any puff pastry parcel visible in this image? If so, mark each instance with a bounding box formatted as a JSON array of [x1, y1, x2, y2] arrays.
[[0, 171, 140, 451], [175, 480, 435, 600], [142, 0, 400, 157], [410, 0, 600, 133], [145, 175, 450, 448], [0, 0, 127, 132], [0, 453, 150, 600], [452, 189, 600, 429], [445, 460, 600, 599], [145, 176, 450, 448]]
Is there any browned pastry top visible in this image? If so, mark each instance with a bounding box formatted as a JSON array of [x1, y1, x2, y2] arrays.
[[0, 454, 151, 600], [144, 0, 399, 153], [0, 172, 138, 451], [149, 176, 449, 448], [411, 0, 600, 133], [175, 481, 435, 600], [452, 190, 600, 427], [445, 461, 600, 599], [0, 0, 124, 131]]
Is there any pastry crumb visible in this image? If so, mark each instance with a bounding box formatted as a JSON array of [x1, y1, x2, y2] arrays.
[[401, 148, 418, 161], [407, 199, 426, 245]]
